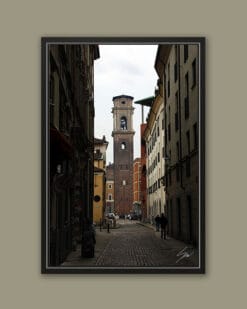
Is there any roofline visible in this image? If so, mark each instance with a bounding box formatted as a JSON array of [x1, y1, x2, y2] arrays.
[[112, 95, 134, 101]]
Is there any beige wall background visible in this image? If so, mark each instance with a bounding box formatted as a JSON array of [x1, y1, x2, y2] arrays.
[[0, 0, 246, 308]]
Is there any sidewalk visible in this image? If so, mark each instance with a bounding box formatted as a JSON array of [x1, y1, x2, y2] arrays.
[[137, 221, 199, 265], [61, 227, 114, 267]]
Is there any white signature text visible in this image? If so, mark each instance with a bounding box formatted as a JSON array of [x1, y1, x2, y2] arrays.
[[176, 246, 194, 263]]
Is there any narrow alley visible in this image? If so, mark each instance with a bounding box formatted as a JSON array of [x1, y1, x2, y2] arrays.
[[62, 220, 198, 269]]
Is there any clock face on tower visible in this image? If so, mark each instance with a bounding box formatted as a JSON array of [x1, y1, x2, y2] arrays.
[[112, 95, 135, 216]]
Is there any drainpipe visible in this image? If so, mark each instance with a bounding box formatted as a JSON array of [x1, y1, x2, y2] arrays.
[[177, 45, 185, 190]]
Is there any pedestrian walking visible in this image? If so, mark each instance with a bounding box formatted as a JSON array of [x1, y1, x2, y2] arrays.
[[155, 214, 161, 232], [160, 213, 168, 239]]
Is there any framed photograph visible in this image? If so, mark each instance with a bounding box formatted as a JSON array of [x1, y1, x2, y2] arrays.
[[42, 37, 205, 274]]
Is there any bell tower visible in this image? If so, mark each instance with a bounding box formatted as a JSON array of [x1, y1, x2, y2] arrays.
[[112, 95, 135, 216]]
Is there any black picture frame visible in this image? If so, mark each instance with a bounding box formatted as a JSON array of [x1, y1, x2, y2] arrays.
[[42, 37, 205, 274]]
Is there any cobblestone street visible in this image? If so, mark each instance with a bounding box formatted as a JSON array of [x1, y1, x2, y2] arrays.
[[62, 220, 199, 269]]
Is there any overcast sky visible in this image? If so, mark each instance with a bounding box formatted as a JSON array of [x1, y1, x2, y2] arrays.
[[94, 45, 158, 164]]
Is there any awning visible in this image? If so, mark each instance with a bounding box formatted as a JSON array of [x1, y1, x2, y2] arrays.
[[50, 127, 74, 159], [134, 96, 154, 107]]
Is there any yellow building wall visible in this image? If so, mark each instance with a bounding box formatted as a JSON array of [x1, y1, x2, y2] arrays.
[[93, 172, 104, 224]]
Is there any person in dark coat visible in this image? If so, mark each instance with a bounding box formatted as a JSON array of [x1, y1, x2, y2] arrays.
[[155, 214, 161, 232], [160, 213, 168, 239]]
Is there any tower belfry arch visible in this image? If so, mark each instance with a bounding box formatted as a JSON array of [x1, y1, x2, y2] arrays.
[[112, 95, 135, 215]]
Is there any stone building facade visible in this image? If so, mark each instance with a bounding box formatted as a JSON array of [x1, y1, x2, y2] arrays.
[[112, 95, 135, 216], [144, 93, 166, 224], [134, 98, 152, 222], [155, 44, 199, 245], [48, 44, 99, 265], [133, 158, 141, 215]]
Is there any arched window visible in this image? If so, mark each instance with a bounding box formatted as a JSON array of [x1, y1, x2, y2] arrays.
[[121, 142, 126, 150], [120, 116, 127, 130]]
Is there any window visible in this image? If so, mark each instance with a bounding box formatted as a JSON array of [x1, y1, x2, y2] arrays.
[[158, 152, 160, 162], [108, 194, 112, 200], [184, 45, 188, 62], [186, 157, 191, 177], [186, 130, 190, 154], [108, 184, 112, 189], [176, 164, 180, 182], [184, 97, 189, 119], [192, 58, 196, 88], [94, 195, 101, 202], [120, 116, 127, 130], [175, 92, 179, 131], [176, 141, 179, 161], [121, 100, 126, 104], [174, 62, 178, 82], [175, 112, 179, 132], [167, 63, 171, 98], [185, 72, 189, 96], [174, 45, 178, 63], [184, 73, 189, 119], [193, 123, 198, 149], [122, 180, 126, 185], [168, 124, 171, 141], [121, 142, 126, 150]]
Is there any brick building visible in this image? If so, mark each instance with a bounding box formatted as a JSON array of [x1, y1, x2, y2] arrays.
[[112, 95, 135, 216]]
